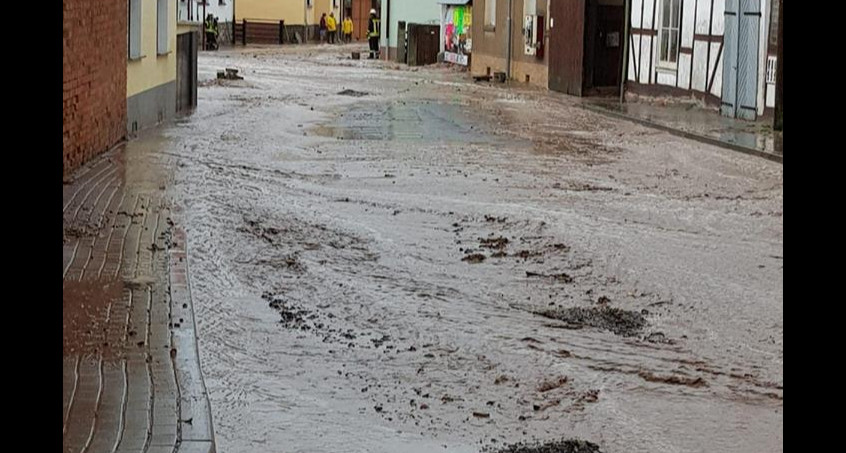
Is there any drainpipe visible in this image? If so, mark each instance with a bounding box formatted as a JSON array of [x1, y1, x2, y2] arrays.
[[385, 0, 390, 60], [506, 0, 513, 80], [304, 0, 308, 44], [620, 0, 631, 104], [203, 1, 207, 49], [774, 0, 783, 131]]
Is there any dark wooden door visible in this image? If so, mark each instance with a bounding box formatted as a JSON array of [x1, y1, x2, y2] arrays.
[[416, 24, 440, 65], [548, 0, 586, 96], [407, 24, 440, 66], [592, 4, 624, 88]]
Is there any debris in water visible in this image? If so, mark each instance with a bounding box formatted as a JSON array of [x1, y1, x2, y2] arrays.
[[484, 215, 508, 223], [526, 271, 574, 283], [487, 439, 602, 453], [480, 236, 510, 250], [537, 306, 647, 337], [494, 375, 510, 385], [266, 296, 313, 330], [537, 377, 569, 393], [337, 89, 369, 97], [462, 253, 487, 263], [638, 371, 708, 388], [217, 68, 244, 80]]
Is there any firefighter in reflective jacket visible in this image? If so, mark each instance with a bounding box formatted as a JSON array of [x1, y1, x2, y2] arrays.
[[367, 9, 380, 59], [204, 14, 218, 50]]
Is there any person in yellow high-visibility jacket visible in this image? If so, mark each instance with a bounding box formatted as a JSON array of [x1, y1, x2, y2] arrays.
[[343, 16, 354, 43], [326, 12, 338, 44]]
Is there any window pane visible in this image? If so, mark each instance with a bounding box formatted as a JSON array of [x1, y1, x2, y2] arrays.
[[662, 0, 671, 27], [660, 30, 669, 61], [669, 30, 678, 62]]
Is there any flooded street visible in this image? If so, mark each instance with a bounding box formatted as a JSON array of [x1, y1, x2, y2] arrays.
[[163, 45, 782, 453]]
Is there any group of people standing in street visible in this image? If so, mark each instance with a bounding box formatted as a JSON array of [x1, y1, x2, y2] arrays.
[[319, 9, 380, 59], [319, 12, 354, 44], [199, 7, 381, 58]]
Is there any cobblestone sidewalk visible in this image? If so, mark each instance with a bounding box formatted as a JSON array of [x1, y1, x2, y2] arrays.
[[63, 142, 215, 453]]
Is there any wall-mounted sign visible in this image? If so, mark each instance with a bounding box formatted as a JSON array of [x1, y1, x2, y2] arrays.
[[445, 52, 469, 65]]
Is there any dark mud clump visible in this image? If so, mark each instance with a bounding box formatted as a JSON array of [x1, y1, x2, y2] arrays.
[[538, 306, 646, 337], [337, 89, 369, 97], [463, 253, 487, 263], [63, 278, 125, 356], [537, 377, 569, 393], [638, 371, 708, 388], [480, 236, 510, 250], [488, 439, 602, 453], [513, 250, 543, 260], [265, 295, 313, 330], [484, 215, 508, 223], [526, 271, 574, 283], [63, 221, 105, 241]]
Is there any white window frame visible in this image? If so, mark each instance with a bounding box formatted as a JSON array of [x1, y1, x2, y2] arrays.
[[157, 0, 171, 55], [485, 0, 497, 30], [657, 0, 681, 70], [128, 0, 143, 60]]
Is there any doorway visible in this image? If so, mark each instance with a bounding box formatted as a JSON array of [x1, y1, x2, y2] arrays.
[[176, 32, 197, 114], [351, 0, 381, 41], [584, 0, 625, 93], [549, 0, 625, 96]]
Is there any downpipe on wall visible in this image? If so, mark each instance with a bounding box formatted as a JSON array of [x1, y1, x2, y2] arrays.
[[506, 0, 513, 79], [620, 0, 631, 104]]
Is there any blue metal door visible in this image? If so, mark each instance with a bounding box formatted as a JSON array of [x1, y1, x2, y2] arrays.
[[722, 0, 761, 120], [737, 0, 761, 120]]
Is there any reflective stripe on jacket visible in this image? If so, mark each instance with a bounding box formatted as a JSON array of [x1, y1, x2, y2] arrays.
[[368, 18, 380, 38]]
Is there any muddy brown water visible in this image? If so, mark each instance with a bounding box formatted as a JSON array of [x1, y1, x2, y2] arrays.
[[158, 46, 782, 452]]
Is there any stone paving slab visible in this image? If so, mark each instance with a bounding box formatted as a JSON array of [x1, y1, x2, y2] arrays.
[[63, 144, 215, 453]]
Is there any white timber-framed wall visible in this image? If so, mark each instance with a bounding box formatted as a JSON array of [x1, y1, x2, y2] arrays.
[[627, 0, 776, 117]]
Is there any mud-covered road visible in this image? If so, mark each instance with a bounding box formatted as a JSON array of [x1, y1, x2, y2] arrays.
[[162, 45, 782, 453]]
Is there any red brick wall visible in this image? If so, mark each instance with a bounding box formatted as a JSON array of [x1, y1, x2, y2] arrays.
[[63, 0, 127, 176]]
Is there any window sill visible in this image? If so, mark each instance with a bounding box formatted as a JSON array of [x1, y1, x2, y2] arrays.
[[484, 25, 496, 33], [656, 65, 677, 74], [157, 50, 172, 57], [128, 54, 146, 62]]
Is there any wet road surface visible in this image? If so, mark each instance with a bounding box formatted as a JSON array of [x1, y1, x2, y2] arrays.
[[162, 45, 782, 453]]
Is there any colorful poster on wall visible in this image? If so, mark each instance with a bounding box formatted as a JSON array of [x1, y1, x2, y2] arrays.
[[444, 5, 472, 65]]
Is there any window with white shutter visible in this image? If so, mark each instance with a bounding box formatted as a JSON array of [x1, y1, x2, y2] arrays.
[[157, 0, 170, 55], [128, 0, 142, 59]]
